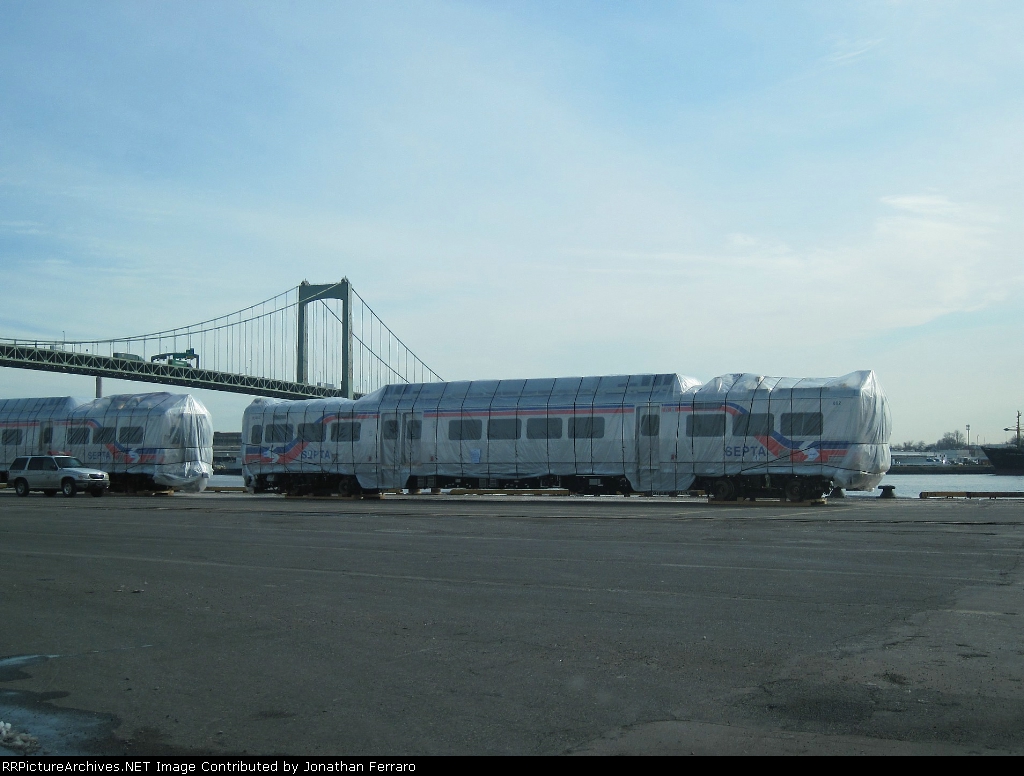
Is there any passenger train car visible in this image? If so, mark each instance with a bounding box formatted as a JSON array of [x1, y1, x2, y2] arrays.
[[242, 370, 890, 500], [0, 392, 213, 491]]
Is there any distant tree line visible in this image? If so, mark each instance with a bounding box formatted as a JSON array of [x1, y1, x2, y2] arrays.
[[892, 430, 966, 451]]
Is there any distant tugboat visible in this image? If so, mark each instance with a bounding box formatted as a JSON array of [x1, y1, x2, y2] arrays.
[[982, 412, 1024, 475]]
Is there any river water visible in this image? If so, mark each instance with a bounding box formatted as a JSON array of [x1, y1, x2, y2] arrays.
[[209, 473, 1024, 499], [847, 473, 1024, 499]]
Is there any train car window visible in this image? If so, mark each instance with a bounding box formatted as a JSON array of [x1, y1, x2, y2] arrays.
[[1, 429, 23, 445], [569, 416, 605, 439], [527, 418, 562, 440], [298, 423, 325, 443], [249, 425, 262, 445], [487, 418, 521, 440], [68, 427, 91, 444], [686, 414, 726, 437], [265, 424, 294, 443], [119, 427, 144, 444], [406, 420, 422, 440], [732, 413, 774, 437], [449, 420, 482, 441], [639, 415, 660, 437], [41, 428, 53, 444], [382, 420, 400, 440], [781, 413, 823, 436], [9, 457, 28, 471], [93, 428, 116, 444], [330, 422, 361, 442]]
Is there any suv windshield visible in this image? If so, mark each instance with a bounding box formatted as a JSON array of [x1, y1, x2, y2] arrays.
[[54, 457, 85, 469]]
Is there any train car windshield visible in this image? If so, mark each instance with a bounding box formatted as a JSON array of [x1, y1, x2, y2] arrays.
[[54, 457, 85, 469], [199, 419, 213, 449]]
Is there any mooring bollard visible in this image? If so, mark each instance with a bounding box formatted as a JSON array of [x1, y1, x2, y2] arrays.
[[878, 485, 896, 499]]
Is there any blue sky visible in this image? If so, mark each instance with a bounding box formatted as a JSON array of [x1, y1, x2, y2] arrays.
[[1, 1, 1022, 442]]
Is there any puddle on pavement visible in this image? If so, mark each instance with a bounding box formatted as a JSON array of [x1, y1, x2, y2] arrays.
[[0, 652, 205, 756], [0, 655, 121, 756]]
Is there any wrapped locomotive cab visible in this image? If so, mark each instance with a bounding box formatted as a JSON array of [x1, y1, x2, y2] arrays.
[[242, 370, 890, 501], [668, 370, 891, 500], [0, 392, 213, 492], [65, 393, 214, 491]]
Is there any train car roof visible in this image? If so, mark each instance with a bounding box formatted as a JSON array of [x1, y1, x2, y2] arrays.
[[241, 371, 885, 413], [369, 374, 701, 407], [691, 370, 883, 400], [0, 396, 84, 418], [242, 374, 702, 415], [68, 392, 211, 418]]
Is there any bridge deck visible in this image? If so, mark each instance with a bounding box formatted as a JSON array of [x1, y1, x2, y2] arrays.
[[0, 343, 346, 399]]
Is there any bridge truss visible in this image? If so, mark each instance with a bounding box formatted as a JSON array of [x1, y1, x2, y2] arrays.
[[0, 279, 442, 399]]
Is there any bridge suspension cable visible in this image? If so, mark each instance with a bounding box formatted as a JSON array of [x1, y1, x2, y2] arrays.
[[0, 279, 442, 399]]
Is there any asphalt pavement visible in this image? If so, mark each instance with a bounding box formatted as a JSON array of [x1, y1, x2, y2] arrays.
[[1, 491, 1022, 755]]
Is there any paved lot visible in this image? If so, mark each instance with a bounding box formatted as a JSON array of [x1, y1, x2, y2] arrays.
[[1, 491, 1023, 755]]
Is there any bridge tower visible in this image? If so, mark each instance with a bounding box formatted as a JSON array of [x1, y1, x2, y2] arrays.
[[297, 279, 352, 398]]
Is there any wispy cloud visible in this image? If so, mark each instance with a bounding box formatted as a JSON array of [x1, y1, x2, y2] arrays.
[[824, 37, 882, 64], [880, 194, 1000, 223], [0, 220, 45, 235]]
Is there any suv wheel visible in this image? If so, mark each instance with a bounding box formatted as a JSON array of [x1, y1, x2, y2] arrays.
[[61, 478, 77, 497], [14, 479, 30, 497]]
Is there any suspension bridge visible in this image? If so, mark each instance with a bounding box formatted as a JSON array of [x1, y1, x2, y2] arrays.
[[0, 279, 442, 400]]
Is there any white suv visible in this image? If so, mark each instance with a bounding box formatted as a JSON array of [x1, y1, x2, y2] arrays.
[[7, 456, 110, 497]]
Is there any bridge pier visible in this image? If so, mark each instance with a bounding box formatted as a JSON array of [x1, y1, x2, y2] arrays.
[[297, 279, 353, 399], [95, 376, 102, 398]]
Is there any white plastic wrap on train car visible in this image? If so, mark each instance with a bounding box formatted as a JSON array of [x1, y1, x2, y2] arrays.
[[0, 397, 83, 473], [364, 374, 696, 489], [239, 370, 889, 494], [241, 396, 362, 481], [241, 374, 703, 490], [65, 393, 214, 491], [670, 370, 890, 491]]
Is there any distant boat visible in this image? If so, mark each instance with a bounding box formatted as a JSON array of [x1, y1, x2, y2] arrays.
[[982, 446, 1024, 474], [982, 412, 1024, 475]]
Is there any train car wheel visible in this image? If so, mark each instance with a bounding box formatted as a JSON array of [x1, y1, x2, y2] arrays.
[[712, 479, 738, 501], [784, 480, 803, 502]]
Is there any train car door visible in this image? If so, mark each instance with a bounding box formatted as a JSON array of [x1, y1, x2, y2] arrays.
[[380, 412, 422, 489], [402, 412, 423, 468], [635, 404, 661, 492], [38, 422, 53, 454], [379, 412, 401, 488]]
